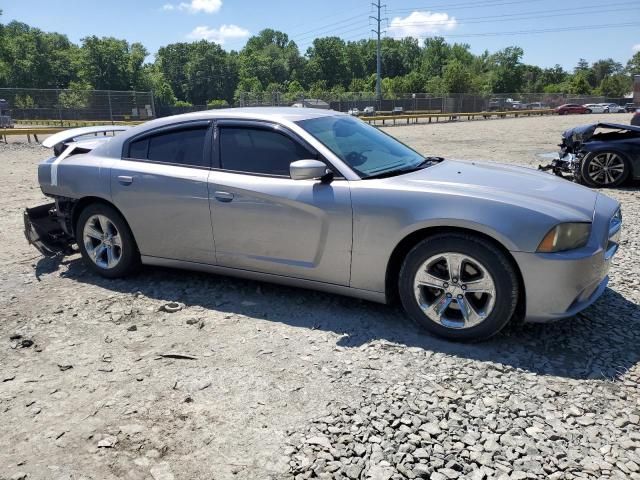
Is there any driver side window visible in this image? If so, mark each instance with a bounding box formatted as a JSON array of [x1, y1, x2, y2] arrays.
[[219, 127, 312, 176]]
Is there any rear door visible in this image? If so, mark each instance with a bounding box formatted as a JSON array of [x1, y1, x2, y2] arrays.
[[208, 120, 353, 285], [111, 121, 215, 264]]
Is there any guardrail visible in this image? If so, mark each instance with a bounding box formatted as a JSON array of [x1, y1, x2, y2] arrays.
[[1, 127, 66, 143], [363, 109, 555, 126], [14, 119, 145, 128], [2, 109, 558, 143]]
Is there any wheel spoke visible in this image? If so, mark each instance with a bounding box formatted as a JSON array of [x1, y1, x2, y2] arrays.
[[111, 234, 122, 247], [464, 275, 494, 294], [445, 253, 464, 281], [416, 269, 446, 289], [433, 294, 452, 317], [106, 246, 116, 268], [457, 297, 482, 325], [94, 244, 107, 262], [85, 225, 103, 241]]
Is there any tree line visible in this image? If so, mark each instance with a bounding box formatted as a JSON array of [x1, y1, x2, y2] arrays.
[[1, 10, 639, 108]]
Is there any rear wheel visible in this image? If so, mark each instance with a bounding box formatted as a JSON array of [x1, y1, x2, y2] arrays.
[[76, 203, 139, 278], [578, 151, 629, 188], [399, 233, 519, 342], [584, 109, 592, 114]]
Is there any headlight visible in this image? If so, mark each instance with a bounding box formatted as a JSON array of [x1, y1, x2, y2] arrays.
[[537, 223, 591, 253]]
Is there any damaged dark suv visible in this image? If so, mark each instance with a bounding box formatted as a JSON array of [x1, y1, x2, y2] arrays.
[[540, 122, 640, 188]]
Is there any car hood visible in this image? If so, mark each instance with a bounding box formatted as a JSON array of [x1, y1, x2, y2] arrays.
[[382, 159, 598, 222], [561, 122, 640, 149]]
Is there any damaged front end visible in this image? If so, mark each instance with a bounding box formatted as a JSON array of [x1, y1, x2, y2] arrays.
[[24, 201, 76, 257], [538, 123, 598, 180]]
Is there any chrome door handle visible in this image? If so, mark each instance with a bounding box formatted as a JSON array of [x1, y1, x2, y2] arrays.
[[214, 191, 234, 203], [117, 175, 134, 186]]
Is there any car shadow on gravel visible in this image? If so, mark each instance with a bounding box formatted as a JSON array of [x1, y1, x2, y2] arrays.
[[55, 257, 640, 382]]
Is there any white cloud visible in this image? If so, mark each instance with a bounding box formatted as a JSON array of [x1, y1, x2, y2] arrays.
[[633, 44, 640, 53], [187, 24, 250, 45], [387, 11, 457, 38], [163, 0, 222, 13]]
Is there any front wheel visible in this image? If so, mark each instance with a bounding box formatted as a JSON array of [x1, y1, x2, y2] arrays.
[[76, 203, 139, 278], [584, 109, 592, 114], [578, 151, 629, 188], [399, 234, 519, 342]]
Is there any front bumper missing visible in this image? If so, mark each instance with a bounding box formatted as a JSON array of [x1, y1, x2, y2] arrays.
[[24, 203, 75, 257], [538, 152, 577, 179]]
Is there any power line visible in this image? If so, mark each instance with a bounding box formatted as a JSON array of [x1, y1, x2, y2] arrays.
[[385, 4, 637, 29], [384, 22, 640, 39], [386, 0, 548, 15]]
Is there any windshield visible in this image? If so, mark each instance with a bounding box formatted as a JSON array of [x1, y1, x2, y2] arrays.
[[296, 115, 427, 178]]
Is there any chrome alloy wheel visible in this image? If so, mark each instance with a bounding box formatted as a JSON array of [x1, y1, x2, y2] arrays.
[[413, 253, 496, 329], [587, 152, 625, 185], [82, 214, 123, 269]]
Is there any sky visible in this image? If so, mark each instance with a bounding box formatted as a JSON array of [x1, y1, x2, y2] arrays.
[[2, 0, 639, 69]]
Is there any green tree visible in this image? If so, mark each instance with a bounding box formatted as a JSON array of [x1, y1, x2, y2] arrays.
[[305, 37, 349, 89], [442, 60, 472, 93]]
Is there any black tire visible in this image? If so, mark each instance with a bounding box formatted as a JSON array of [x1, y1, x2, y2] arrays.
[[76, 203, 139, 278], [578, 151, 630, 188], [398, 233, 519, 342], [584, 109, 592, 114]]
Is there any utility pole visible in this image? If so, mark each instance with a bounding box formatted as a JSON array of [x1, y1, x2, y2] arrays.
[[370, 0, 385, 102]]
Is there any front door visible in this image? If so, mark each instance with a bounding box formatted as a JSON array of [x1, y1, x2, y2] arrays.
[[209, 122, 352, 286], [111, 121, 215, 264]]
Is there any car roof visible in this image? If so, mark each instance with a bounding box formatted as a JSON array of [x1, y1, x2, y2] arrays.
[[90, 107, 344, 159], [149, 107, 341, 126]]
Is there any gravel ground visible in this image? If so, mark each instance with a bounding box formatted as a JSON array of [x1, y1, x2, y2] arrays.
[[0, 113, 639, 480]]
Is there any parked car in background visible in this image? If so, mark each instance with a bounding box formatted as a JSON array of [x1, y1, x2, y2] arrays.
[[0, 98, 14, 128], [599, 103, 626, 113], [625, 103, 638, 113], [392, 106, 404, 115], [555, 104, 592, 115], [527, 102, 549, 110], [348, 108, 360, 116], [632, 110, 640, 127], [540, 122, 640, 187], [23, 108, 621, 342], [488, 98, 514, 111], [583, 104, 607, 114], [510, 101, 526, 110], [363, 106, 376, 116]]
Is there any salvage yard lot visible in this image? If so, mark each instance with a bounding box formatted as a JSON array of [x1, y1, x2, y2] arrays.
[[1, 113, 639, 480]]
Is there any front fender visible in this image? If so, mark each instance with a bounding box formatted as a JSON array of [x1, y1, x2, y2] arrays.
[[349, 187, 564, 293]]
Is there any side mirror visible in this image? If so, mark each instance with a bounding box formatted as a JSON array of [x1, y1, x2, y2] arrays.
[[290, 160, 329, 181]]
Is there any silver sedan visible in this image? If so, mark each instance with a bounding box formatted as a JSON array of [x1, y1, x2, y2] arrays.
[[24, 108, 622, 341]]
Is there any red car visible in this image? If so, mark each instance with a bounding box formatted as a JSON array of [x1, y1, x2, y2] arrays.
[[632, 109, 640, 127], [555, 104, 592, 115]]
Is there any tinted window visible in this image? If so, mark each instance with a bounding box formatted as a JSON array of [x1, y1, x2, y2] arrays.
[[127, 126, 209, 167], [128, 138, 148, 159], [219, 127, 311, 176]]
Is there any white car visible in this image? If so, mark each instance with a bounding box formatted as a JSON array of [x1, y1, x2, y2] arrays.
[[583, 104, 607, 114], [348, 108, 360, 116], [599, 103, 626, 113]]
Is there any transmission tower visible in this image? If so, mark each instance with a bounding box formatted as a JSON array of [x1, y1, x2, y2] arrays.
[[371, 0, 386, 101]]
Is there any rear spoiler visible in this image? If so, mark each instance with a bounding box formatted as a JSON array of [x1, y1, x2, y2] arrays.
[[46, 126, 130, 187], [42, 125, 130, 149]]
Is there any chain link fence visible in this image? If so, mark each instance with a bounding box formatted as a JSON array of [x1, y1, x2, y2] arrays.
[[0, 87, 633, 127], [0, 88, 155, 124], [238, 91, 631, 114]]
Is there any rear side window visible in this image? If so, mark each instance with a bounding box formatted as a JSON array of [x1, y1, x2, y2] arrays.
[[127, 126, 209, 168], [219, 127, 311, 176]]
